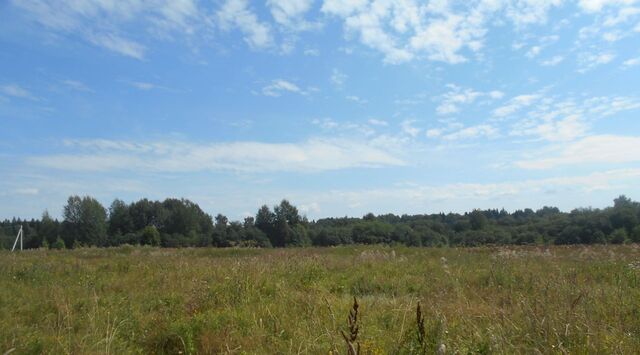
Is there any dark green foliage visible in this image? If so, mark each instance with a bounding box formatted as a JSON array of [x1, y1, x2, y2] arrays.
[[140, 226, 161, 246], [609, 228, 628, 244], [63, 195, 108, 246], [2, 194, 640, 249], [51, 236, 65, 250]]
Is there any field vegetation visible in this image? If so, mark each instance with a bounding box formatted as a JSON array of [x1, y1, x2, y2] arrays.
[[2, 245, 640, 354]]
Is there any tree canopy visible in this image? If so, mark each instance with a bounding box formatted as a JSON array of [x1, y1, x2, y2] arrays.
[[2, 195, 640, 249]]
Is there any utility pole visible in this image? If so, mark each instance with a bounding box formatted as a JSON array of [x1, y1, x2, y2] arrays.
[[11, 225, 23, 252]]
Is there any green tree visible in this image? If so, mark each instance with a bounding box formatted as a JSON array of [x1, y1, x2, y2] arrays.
[[469, 210, 488, 230], [52, 236, 66, 250], [609, 228, 628, 244], [63, 196, 108, 246], [140, 225, 160, 246], [108, 199, 133, 237], [39, 210, 59, 246], [631, 225, 640, 243]]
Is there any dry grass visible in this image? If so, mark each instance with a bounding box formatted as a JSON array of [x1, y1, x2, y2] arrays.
[[1, 244, 640, 354]]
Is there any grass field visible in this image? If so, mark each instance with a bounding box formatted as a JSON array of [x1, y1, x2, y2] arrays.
[[2, 245, 640, 354]]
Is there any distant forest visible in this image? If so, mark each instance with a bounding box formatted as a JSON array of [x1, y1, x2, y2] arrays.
[[1, 195, 640, 249]]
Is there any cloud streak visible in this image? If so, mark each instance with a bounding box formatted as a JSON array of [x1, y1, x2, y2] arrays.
[[29, 138, 405, 173]]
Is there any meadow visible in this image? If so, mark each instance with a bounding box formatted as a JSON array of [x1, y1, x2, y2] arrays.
[[1, 245, 640, 354]]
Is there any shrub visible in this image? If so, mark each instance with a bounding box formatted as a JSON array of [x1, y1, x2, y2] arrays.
[[52, 237, 66, 250], [140, 225, 161, 246], [609, 228, 628, 244]]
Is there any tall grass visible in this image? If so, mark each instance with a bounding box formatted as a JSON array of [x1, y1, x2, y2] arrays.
[[1, 245, 639, 353]]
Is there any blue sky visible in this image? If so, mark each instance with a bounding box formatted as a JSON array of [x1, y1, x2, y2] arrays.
[[1, 0, 640, 220]]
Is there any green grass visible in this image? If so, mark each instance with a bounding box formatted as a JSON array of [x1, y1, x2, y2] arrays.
[[1, 245, 640, 354]]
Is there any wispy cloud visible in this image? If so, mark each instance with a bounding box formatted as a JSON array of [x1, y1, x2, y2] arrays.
[[516, 135, 640, 169], [443, 124, 498, 141], [87, 32, 146, 59], [261, 79, 308, 97], [346, 95, 367, 104], [299, 168, 640, 215], [330, 68, 347, 87], [13, 0, 202, 59], [0, 84, 37, 100], [436, 84, 503, 115], [541, 55, 564, 66], [623, 56, 640, 67], [493, 94, 540, 118], [267, 0, 320, 31], [29, 138, 405, 173], [368, 119, 388, 126], [509, 95, 640, 142], [577, 52, 616, 73], [401, 120, 421, 137], [218, 0, 273, 49], [61, 79, 92, 92]]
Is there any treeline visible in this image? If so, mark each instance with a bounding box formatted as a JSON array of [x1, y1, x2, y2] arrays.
[[1, 195, 640, 249]]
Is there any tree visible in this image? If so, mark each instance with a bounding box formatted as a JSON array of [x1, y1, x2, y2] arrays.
[[255, 205, 275, 244], [274, 200, 301, 225], [52, 236, 66, 250], [39, 210, 59, 246], [63, 196, 108, 246], [631, 225, 640, 243], [609, 228, 628, 244], [140, 225, 160, 246], [108, 199, 133, 237], [469, 210, 488, 230]]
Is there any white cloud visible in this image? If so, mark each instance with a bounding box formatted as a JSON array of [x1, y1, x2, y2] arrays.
[[321, 0, 566, 65], [425, 128, 443, 138], [517, 135, 640, 169], [217, 0, 273, 49], [330, 69, 348, 87], [505, 0, 564, 26], [512, 115, 589, 142], [346, 95, 368, 104], [541, 55, 564, 66], [303, 48, 320, 56], [409, 14, 478, 64], [61, 79, 92, 92], [603, 7, 640, 31], [577, 52, 616, 72], [267, 0, 319, 31], [321, 0, 368, 17], [578, 0, 638, 13], [508, 95, 640, 142], [306, 168, 640, 215], [623, 57, 640, 67], [126, 81, 171, 91], [493, 94, 540, 118], [526, 45, 542, 58], [368, 118, 388, 126], [0, 84, 37, 100], [261, 79, 307, 97], [401, 119, 421, 137], [436, 84, 503, 115], [13, 0, 202, 58], [29, 138, 405, 173], [13, 188, 39, 195], [442, 124, 498, 141], [87, 33, 146, 59], [312, 117, 339, 129]]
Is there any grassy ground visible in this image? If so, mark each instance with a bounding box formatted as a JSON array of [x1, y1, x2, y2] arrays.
[[1, 245, 640, 354]]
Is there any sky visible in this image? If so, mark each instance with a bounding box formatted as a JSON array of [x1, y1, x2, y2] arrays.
[[1, 0, 640, 221]]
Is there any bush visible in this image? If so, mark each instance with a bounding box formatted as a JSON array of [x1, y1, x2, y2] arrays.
[[609, 228, 628, 244], [631, 225, 640, 243], [140, 226, 161, 246], [52, 237, 66, 250]]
